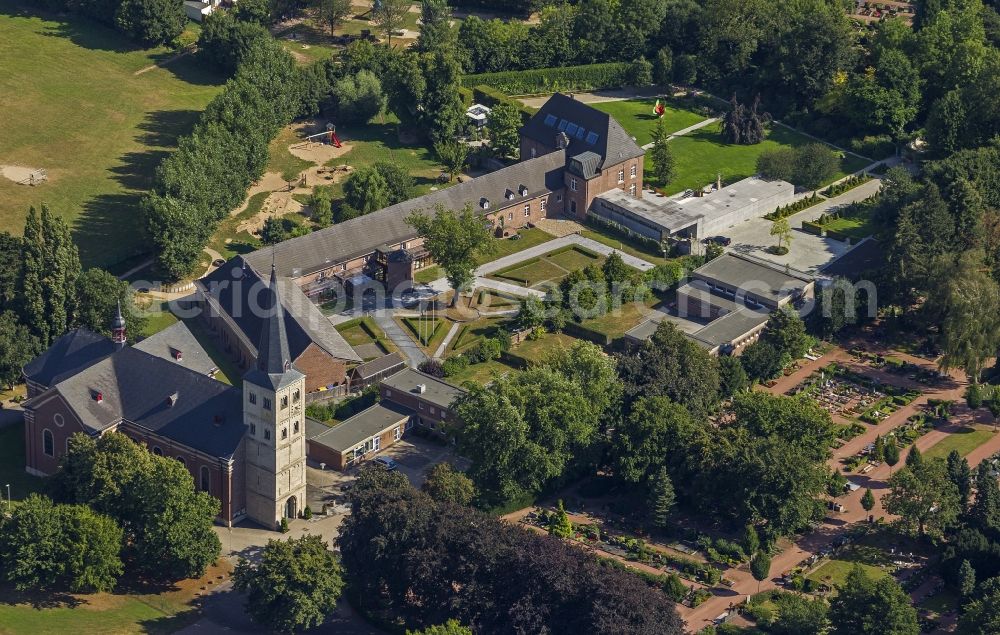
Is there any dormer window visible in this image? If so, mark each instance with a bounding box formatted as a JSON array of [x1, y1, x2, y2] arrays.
[[172, 348, 183, 361], [505, 189, 515, 200], [480, 198, 490, 209], [519, 185, 528, 196], [167, 392, 179, 407]]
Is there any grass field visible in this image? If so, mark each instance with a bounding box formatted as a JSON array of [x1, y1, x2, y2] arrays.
[[415, 228, 557, 284], [490, 246, 604, 289], [444, 358, 514, 387], [590, 98, 710, 145], [0, 4, 223, 268], [448, 316, 509, 354], [924, 426, 995, 461], [0, 421, 46, 502], [335, 316, 395, 359], [819, 211, 877, 240], [139, 300, 179, 337], [399, 316, 449, 350], [806, 545, 891, 589], [656, 122, 870, 195], [505, 331, 580, 367], [0, 561, 230, 635]]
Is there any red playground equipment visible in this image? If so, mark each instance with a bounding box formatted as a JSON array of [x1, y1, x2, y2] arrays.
[[304, 128, 342, 148]]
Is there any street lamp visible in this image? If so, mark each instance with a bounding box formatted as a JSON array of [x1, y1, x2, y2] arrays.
[[5, 484, 10, 512]]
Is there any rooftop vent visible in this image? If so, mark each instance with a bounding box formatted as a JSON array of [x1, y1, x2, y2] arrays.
[[171, 348, 183, 361], [480, 197, 490, 209], [518, 185, 528, 196], [167, 392, 179, 407], [94, 391, 103, 404], [416, 384, 427, 394], [555, 132, 570, 149]]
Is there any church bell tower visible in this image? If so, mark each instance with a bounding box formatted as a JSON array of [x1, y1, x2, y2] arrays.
[[242, 266, 307, 530]]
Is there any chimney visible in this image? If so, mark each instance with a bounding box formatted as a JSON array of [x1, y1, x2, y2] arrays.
[[555, 132, 570, 149], [416, 384, 427, 394], [172, 348, 183, 361]]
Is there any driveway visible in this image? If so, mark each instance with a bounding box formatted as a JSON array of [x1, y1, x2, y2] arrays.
[[722, 177, 884, 274]]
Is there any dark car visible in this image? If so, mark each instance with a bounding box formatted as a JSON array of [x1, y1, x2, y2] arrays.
[[704, 236, 732, 247], [372, 456, 399, 471]]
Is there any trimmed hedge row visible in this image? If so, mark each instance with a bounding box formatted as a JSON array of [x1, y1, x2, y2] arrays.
[[561, 321, 612, 347], [801, 220, 824, 236], [823, 174, 871, 197], [461, 62, 633, 95], [825, 228, 855, 243], [764, 193, 823, 221]]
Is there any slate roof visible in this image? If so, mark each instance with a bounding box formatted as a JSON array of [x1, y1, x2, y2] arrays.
[[134, 321, 219, 376], [34, 347, 246, 459], [23, 329, 117, 388], [692, 253, 813, 303], [244, 265, 305, 391], [352, 352, 406, 381], [381, 368, 466, 410], [521, 93, 644, 170], [199, 259, 361, 364], [308, 402, 412, 453], [240, 151, 567, 279]]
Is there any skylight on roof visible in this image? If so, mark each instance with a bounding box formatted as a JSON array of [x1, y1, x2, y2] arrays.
[[543, 114, 557, 127], [566, 122, 579, 136], [575, 127, 586, 140], [557, 119, 569, 131], [585, 131, 599, 145]]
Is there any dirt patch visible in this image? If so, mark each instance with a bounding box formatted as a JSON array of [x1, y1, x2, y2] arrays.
[[534, 217, 584, 237], [231, 172, 289, 216], [236, 190, 305, 235], [287, 140, 353, 165], [1, 164, 46, 185]]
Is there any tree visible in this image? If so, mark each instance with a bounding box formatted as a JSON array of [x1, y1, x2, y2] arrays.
[[932, 251, 1000, 382], [407, 205, 496, 306], [769, 591, 829, 635], [750, 551, 771, 593], [862, 488, 876, 514], [718, 354, 749, 398], [612, 395, 708, 489], [653, 46, 673, 85], [543, 340, 622, 422], [371, 0, 409, 46], [415, 0, 455, 52], [233, 535, 344, 633], [420, 50, 465, 143], [407, 621, 473, 635], [333, 70, 386, 123], [883, 460, 961, 538], [744, 524, 760, 555], [616, 321, 721, 419], [770, 216, 792, 252], [313, 0, 352, 34], [374, 160, 414, 204], [906, 444, 923, 471], [828, 565, 919, 635], [959, 580, 1000, 634], [740, 340, 784, 382], [792, 143, 840, 190], [74, 268, 147, 339], [116, 0, 185, 45], [721, 94, 768, 145], [433, 140, 469, 182], [884, 439, 901, 473], [0, 311, 38, 389], [757, 147, 798, 182], [649, 117, 676, 186], [958, 559, 977, 597], [344, 165, 391, 214], [549, 500, 574, 538], [946, 449, 973, 506], [647, 467, 675, 530], [486, 102, 522, 159], [310, 189, 333, 227], [234, 0, 274, 24], [762, 307, 810, 361], [422, 463, 475, 505]]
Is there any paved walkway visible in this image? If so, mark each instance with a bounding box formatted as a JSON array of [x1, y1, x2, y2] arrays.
[[641, 117, 719, 149], [473, 234, 656, 276], [433, 322, 461, 359], [373, 313, 427, 368]]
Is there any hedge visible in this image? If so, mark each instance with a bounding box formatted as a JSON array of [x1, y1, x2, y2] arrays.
[[764, 193, 823, 221], [823, 174, 871, 197], [461, 62, 633, 95], [562, 321, 612, 347], [471, 85, 537, 124], [801, 221, 824, 236], [825, 228, 854, 243]]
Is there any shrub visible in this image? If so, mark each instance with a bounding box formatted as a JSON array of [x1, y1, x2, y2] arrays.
[[303, 506, 312, 520], [418, 359, 445, 377], [442, 355, 470, 377], [280, 517, 289, 533], [757, 147, 798, 182], [333, 70, 386, 124]]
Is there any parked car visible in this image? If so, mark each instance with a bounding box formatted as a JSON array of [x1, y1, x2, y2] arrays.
[[509, 233, 522, 241], [372, 456, 399, 471], [703, 235, 732, 247]]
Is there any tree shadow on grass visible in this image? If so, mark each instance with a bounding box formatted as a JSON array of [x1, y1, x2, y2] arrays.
[[136, 109, 204, 148], [73, 191, 145, 268], [160, 53, 226, 87], [33, 13, 148, 55], [0, 585, 83, 610]]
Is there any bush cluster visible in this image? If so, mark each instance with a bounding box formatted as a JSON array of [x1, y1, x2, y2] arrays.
[[34, 0, 185, 45], [461, 62, 634, 95], [757, 142, 840, 189], [764, 193, 823, 220], [823, 174, 871, 197]]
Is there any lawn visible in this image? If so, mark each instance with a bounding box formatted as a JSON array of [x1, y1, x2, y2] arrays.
[[0, 561, 231, 635], [399, 316, 449, 351], [819, 212, 877, 240], [805, 544, 892, 589], [656, 122, 871, 195], [505, 331, 580, 367], [267, 126, 314, 181], [206, 191, 268, 262], [414, 228, 557, 285], [0, 4, 224, 268], [576, 297, 662, 342], [924, 426, 996, 461], [590, 97, 710, 146], [139, 300, 179, 338], [580, 228, 672, 266], [0, 421, 46, 502], [335, 316, 395, 358], [448, 317, 510, 354], [489, 246, 604, 289], [444, 358, 515, 387]]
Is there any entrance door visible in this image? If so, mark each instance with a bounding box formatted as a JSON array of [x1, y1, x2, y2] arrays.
[[285, 496, 297, 519]]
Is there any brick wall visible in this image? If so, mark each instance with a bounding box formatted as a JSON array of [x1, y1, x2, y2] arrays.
[[566, 157, 643, 220], [294, 342, 348, 393], [23, 394, 88, 476], [484, 192, 552, 234]]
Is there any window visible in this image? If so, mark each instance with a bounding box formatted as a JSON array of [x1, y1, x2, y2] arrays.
[[248, 392, 257, 405], [585, 131, 599, 145], [53, 413, 64, 427], [264, 429, 271, 441], [430, 406, 436, 415], [280, 395, 288, 409], [630, 164, 637, 178], [418, 402, 425, 410], [557, 194, 563, 202], [43, 429, 54, 457], [384, 389, 392, 398], [575, 126, 586, 140], [543, 114, 557, 127], [263, 397, 272, 411], [507, 212, 513, 221], [250, 423, 256, 436], [523, 204, 530, 217], [629, 184, 637, 197], [530, 148, 536, 158], [566, 122, 579, 136], [540, 199, 547, 212], [617, 169, 625, 184], [153, 446, 163, 456], [570, 178, 578, 192], [557, 119, 568, 131], [292, 389, 300, 404], [372, 435, 381, 451], [293, 420, 300, 434], [281, 427, 287, 440], [394, 426, 401, 441], [200, 466, 210, 492]]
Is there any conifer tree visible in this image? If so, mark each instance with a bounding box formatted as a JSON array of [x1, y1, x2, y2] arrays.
[[861, 488, 876, 514], [648, 467, 675, 530], [549, 500, 574, 538], [20, 207, 48, 345]]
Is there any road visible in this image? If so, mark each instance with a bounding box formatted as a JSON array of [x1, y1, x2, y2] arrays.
[[679, 341, 999, 631]]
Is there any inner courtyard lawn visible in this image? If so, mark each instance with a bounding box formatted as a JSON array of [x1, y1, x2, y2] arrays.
[[590, 98, 710, 145], [0, 3, 224, 267], [654, 122, 871, 195], [489, 246, 604, 289]]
